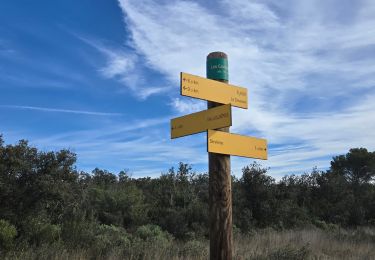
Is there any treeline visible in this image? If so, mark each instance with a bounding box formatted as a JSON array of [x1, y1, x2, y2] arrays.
[[0, 134, 374, 255]]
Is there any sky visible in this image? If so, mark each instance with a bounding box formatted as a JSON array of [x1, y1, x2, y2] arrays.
[[0, 0, 374, 179]]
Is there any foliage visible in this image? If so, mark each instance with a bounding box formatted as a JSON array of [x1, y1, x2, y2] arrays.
[[0, 219, 17, 250], [179, 239, 208, 258], [92, 224, 130, 256], [0, 134, 375, 258], [4, 228, 375, 259], [135, 224, 172, 242]]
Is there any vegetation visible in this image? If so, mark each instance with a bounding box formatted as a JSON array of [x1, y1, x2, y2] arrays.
[[0, 134, 374, 259]]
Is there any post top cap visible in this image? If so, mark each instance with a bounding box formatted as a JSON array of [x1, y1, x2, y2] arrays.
[[207, 52, 227, 59]]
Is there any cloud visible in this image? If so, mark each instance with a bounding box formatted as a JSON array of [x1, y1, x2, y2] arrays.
[[100, 50, 137, 79], [0, 105, 122, 116], [0, 33, 91, 90], [25, 114, 207, 176], [116, 0, 375, 176], [75, 35, 169, 100], [220, 0, 280, 29], [136, 86, 169, 100], [10, 1, 370, 177], [170, 98, 206, 114]]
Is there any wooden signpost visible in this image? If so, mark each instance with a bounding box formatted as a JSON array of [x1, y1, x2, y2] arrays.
[[171, 52, 268, 260]]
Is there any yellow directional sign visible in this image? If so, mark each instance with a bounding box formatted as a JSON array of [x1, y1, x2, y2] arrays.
[[181, 72, 248, 109], [171, 104, 232, 139], [207, 130, 267, 159]]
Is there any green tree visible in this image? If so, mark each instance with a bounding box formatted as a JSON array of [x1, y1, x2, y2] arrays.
[[331, 148, 375, 184], [238, 163, 276, 228], [330, 148, 375, 225]]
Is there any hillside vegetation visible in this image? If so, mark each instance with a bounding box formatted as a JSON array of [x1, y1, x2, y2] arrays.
[[0, 134, 374, 259]]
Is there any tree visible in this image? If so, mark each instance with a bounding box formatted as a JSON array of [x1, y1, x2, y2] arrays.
[[238, 163, 276, 228], [331, 148, 375, 225], [330, 148, 375, 185], [92, 168, 117, 187]]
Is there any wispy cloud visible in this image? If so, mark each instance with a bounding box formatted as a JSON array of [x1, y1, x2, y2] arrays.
[[170, 98, 206, 114], [116, 0, 375, 176], [0, 33, 91, 90], [26, 115, 206, 176], [5, 0, 373, 178], [0, 105, 122, 116], [221, 0, 280, 29], [75, 35, 169, 100]]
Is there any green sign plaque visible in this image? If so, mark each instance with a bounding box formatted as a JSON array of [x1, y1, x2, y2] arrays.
[[207, 58, 228, 81]]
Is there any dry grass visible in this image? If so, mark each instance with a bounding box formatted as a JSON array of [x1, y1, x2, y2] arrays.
[[234, 227, 375, 260], [4, 227, 375, 260]]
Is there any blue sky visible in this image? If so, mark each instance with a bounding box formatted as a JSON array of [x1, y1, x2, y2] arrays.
[[1, 0, 374, 179]]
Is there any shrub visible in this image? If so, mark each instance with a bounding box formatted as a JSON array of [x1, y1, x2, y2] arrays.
[[61, 220, 95, 248], [0, 219, 17, 250], [39, 223, 61, 242], [313, 219, 329, 230], [22, 217, 61, 246], [312, 219, 339, 231], [135, 224, 173, 249], [92, 224, 130, 256]]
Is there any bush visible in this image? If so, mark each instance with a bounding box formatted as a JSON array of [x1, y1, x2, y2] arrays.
[[22, 217, 61, 246], [135, 224, 173, 248], [62, 220, 95, 248], [0, 219, 17, 250], [92, 224, 130, 256], [312, 219, 339, 231], [40, 223, 61, 242], [312, 219, 329, 230]]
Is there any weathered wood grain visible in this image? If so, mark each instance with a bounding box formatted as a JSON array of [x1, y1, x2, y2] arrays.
[[207, 51, 233, 260]]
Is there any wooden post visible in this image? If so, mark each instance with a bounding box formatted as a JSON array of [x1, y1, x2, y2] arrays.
[[207, 51, 232, 260]]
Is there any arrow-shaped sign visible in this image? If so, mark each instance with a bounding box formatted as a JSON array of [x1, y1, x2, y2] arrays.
[[180, 72, 248, 109], [171, 104, 232, 139], [207, 130, 267, 159]]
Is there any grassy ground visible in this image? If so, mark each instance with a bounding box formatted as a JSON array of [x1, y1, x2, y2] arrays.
[[233, 227, 375, 260], [3, 227, 375, 259]]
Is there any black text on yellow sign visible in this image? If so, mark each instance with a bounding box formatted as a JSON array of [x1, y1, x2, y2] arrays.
[[207, 130, 267, 159], [171, 104, 232, 139], [180, 72, 248, 109]]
